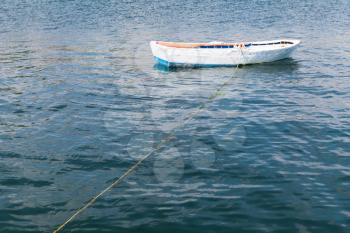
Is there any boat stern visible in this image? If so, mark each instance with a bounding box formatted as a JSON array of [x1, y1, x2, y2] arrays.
[[150, 41, 171, 66]]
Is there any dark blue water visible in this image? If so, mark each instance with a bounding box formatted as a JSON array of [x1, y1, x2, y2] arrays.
[[1, 0, 350, 232]]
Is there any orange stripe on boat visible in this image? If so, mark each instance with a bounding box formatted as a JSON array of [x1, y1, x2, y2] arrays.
[[157, 41, 239, 48]]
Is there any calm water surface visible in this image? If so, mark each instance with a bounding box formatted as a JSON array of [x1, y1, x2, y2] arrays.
[[1, 0, 350, 232]]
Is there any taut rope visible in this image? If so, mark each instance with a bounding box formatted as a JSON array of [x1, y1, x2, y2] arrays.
[[53, 64, 242, 233]]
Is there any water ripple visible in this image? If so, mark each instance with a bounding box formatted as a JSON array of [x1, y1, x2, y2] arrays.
[[1, 0, 350, 232]]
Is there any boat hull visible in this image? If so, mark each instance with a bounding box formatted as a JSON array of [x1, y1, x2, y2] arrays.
[[150, 39, 300, 67]]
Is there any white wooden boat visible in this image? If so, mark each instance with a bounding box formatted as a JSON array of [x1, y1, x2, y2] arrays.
[[150, 39, 300, 67]]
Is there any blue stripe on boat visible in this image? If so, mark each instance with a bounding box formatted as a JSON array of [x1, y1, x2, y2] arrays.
[[154, 57, 238, 68]]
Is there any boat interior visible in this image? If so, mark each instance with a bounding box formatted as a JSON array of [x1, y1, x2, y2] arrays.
[[157, 40, 294, 49]]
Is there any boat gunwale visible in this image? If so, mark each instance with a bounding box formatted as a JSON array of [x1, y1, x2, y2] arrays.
[[152, 39, 301, 49]]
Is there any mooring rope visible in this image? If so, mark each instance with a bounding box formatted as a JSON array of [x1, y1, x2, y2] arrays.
[[53, 63, 242, 233]]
